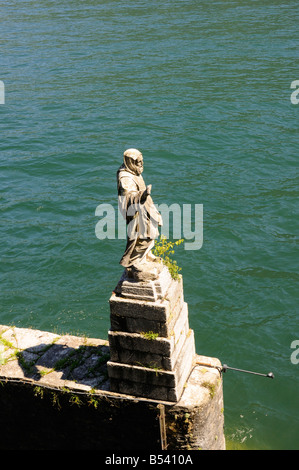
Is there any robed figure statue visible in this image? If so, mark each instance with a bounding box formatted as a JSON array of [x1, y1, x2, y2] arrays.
[[117, 148, 163, 281]]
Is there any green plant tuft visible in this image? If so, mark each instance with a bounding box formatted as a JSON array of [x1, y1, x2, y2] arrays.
[[141, 331, 159, 340], [153, 235, 184, 280]]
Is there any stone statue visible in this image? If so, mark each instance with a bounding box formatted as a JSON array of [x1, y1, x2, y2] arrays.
[[117, 148, 163, 281]]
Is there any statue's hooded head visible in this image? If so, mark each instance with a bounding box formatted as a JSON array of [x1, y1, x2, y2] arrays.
[[123, 148, 143, 176]]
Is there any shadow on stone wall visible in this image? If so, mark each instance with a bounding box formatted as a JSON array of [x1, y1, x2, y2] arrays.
[[16, 340, 111, 391]]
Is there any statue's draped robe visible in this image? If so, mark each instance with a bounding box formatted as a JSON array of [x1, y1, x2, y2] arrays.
[[117, 165, 162, 268]]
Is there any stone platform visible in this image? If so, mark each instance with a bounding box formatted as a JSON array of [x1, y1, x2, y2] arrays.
[[107, 266, 197, 402]]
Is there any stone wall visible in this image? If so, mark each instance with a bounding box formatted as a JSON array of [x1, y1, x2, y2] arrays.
[[0, 325, 225, 450]]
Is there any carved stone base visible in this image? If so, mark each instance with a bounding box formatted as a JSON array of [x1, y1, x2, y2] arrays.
[[114, 265, 173, 302]]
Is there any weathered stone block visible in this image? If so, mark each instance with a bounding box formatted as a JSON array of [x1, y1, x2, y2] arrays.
[[107, 361, 176, 388], [109, 292, 185, 338], [107, 330, 196, 402], [109, 377, 176, 402], [109, 332, 172, 359], [110, 312, 164, 336], [109, 293, 170, 322]]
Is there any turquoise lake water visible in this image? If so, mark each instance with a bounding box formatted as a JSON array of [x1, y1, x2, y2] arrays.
[[1, 0, 298, 450]]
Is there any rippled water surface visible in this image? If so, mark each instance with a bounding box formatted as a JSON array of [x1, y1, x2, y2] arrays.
[[1, 0, 298, 450]]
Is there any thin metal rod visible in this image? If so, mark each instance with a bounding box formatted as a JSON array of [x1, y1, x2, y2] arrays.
[[222, 364, 274, 379]]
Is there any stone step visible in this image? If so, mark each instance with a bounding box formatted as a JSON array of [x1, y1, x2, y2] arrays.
[[114, 266, 173, 302], [107, 330, 196, 402]]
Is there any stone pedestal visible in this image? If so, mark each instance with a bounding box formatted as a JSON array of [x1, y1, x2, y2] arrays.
[[107, 266, 196, 402]]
